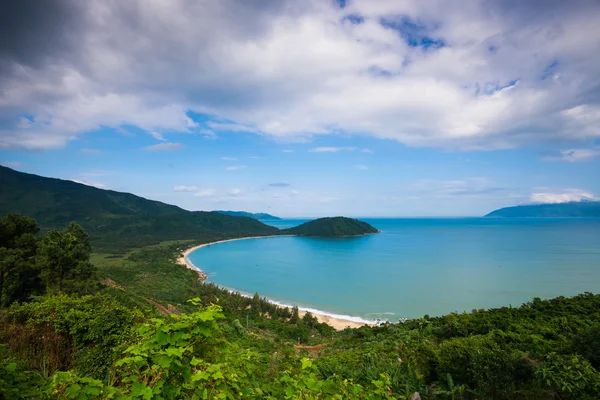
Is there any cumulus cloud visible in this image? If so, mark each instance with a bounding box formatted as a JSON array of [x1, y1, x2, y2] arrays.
[[530, 189, 596, 204], [1, 0, 600, 150], [143, 142, 183, 151], [194, 189, 216, 197], [541, 148, 600, 162], [228, 188, 243, 197], [174, 185, 199, 192], [225, 165, 247, 170]]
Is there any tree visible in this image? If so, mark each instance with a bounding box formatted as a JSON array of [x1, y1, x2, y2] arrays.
[[37, 222, 96, 293], [0, 213, 40, 306]]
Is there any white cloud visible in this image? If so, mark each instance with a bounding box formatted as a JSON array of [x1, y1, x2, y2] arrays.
[[530, 189, 596, 204], [228, 188, 243, 196], [221, 157, 238, 161], [225, 165, 247, 170], [206, 122, 257, 133], [355, 164, 369, 170], [149, 131, 166, 141], [194, 189, 216, 197], [362, 148, 374, 154], [2, 0, 600, 150], [282, 149, 294, 153], [541, 148, 600, 162], [174, 185, 199, 192], [143, 142, 183, 151], [309, 147, 356, 153]]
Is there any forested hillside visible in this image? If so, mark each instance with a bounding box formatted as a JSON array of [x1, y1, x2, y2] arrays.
[[0, 166, 278, 251]]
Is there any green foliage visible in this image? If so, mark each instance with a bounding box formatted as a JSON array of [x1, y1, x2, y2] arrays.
[[37, 222, 97, 293], [283, 217, 379, 237], [0, 213, 41, 306], [46, 302, 399, 400], [536, 353, 600, 399], [3, 294, 140, 379], [573, 325, 600, 370], [0, 358, 48, 399]]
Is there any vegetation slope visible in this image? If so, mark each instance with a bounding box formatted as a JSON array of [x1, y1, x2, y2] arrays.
[[485, 201, 600, 217], [283, 217, 379, 237]]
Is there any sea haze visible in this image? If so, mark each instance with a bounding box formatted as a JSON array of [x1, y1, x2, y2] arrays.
[[188, 218, 600, 323]]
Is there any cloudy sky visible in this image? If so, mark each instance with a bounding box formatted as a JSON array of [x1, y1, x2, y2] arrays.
[[1, 0, 599, 217]]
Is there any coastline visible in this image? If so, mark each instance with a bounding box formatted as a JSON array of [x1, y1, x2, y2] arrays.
[[177, 235, 371, 330]]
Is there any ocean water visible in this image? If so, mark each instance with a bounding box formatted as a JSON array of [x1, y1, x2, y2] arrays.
[[187, 218, 600, 323]]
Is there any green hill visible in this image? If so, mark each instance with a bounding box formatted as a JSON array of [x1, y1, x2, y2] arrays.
[[215, 210, 281, 220], [0, 166, 278, 250], [282, 217, 379, 237], [485, 201, 600, 217]]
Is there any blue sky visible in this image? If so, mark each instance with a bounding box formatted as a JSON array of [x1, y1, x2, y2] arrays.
[[1, 0, 599, 217]]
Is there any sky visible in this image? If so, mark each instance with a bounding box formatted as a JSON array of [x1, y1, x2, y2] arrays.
[[1, 0, 599, 217]]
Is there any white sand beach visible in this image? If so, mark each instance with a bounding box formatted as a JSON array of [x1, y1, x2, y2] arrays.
[[176, 236, 370, 330]]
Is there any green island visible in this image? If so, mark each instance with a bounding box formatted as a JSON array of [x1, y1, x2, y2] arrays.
[[1, 166, 600, 399], [485, 201, 600, 218], [282, 217, 380, 237]]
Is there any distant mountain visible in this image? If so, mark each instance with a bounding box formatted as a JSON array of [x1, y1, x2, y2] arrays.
[[215, 210, 281, 220], [485, 201, 600, 218], [0, 166, 278, 250], [282, 217, 379, 237]]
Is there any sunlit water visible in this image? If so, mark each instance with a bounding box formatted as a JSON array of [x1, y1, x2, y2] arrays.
[[187, 218, 600, 323]]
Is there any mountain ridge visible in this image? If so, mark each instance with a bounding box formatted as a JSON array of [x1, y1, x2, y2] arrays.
[[214, 210, 281, 220], [485, 201, 600, 218]]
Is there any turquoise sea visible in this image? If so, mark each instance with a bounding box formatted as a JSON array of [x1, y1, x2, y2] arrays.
[[187, 218, 600, 323]]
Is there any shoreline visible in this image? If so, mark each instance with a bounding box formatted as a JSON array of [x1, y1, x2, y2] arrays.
[[176, 235, 372, 330]]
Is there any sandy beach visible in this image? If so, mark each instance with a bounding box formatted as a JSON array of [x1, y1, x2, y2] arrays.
[[177, 236, 370, 331]]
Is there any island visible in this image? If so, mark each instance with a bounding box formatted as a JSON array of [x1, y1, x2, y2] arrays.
[[214, 210, 281, 220], [282, 216, 380, 237], [485, 201, 600, 218]]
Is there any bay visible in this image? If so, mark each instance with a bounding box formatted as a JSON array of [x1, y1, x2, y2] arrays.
[[187, 218, 600, 322]]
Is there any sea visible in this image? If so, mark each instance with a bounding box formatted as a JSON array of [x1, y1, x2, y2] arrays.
[[187, 218, 600, 324]]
